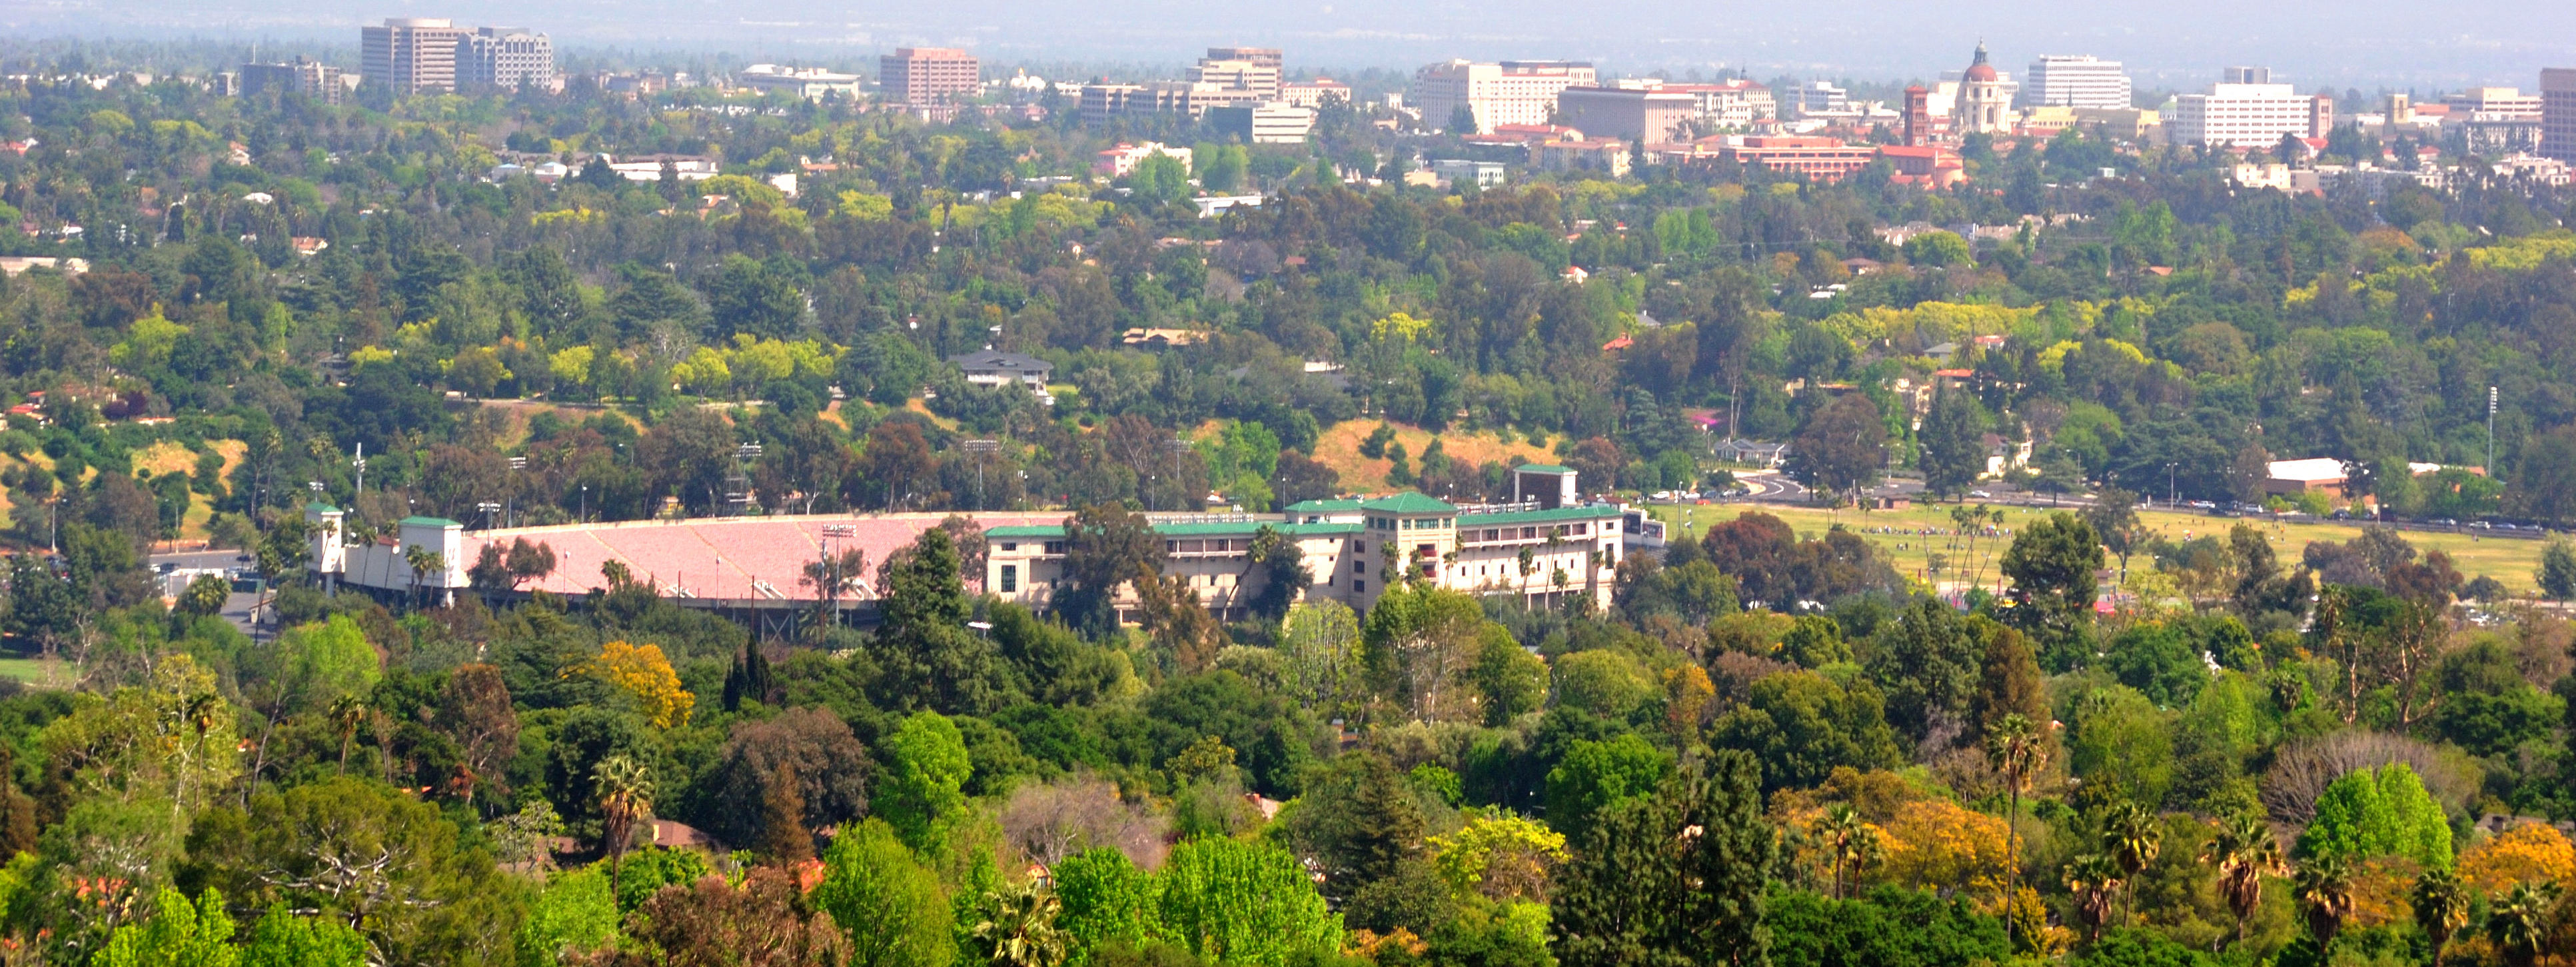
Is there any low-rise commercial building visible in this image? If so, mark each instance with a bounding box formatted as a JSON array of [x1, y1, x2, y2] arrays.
[[1208, 102, 1316, 144], [737, 65, 863, 100], [239, 57, 344, 105]]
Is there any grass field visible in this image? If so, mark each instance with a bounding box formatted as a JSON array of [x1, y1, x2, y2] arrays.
[[1648, 500, 2560, 596], [0, 658, 73, 689]]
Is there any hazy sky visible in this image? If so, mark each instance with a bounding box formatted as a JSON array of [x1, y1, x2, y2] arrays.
[[7, 0, 2574, 90]]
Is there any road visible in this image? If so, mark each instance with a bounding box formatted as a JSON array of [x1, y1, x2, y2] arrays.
[[148, 548, 270, 639]]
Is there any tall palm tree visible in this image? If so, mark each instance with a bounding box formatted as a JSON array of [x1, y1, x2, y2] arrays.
[[2066, 853, 2123, 942], [595, 754, 655, 897], [404, 545, 446, 608], [2292, 854, 2355, 952], [2410, 867, 2469, 966], [327, 694, 368, 773], [2485, 881, 2563, 967], [177, 691, 225, 810], [2201, 813, 2285, 945], [1985, 713, 2047, 945], [1816, 804, 1877, 900], [2101, 802, 2163, 926]]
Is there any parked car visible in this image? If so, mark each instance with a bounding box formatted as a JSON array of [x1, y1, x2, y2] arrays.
[[1969, 490, 1992, 498]]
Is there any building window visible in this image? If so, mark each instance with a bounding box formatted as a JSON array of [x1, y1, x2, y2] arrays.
[[1000, 542, 1017, 552], [1353, 580, 1366, 594], [1043, 541, 1066, 554], [999, 564, 1018, 593], [1354, 560, 1367, 574]]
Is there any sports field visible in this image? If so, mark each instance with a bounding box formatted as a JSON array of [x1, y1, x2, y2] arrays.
[[1648, 500, 2560, 596]]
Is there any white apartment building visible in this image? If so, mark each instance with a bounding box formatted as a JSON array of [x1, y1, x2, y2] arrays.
[[464, 27, 553, 90], [2023, 55, 2130, 110], [1282, 78, 1352, 108], [2172, 79, 2327, 147], [1411, 59, 1596, 134], [1093, 141, 1193, 177]]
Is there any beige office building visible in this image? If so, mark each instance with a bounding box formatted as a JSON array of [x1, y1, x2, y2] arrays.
[[361, 18, 470, 95]]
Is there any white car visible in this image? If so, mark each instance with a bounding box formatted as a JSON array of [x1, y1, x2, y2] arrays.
[[1968, 490, 1992, 498]]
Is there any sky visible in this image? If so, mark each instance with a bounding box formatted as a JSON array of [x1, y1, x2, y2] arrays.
[[6, 0, 2574, 91]]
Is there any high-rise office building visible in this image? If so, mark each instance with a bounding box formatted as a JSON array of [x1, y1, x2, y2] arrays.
[[2170, 69, 2327, 147], [239, 57, 344, 105], [1411, 59, 1596, 133], [880, 48, 980, 107], [2544, 69, 2576, 162], [464, 27, 554, 90], [361, 18, 471, 95], [2023, 55, 2131, 109], [1188, 56, 1281, 99]]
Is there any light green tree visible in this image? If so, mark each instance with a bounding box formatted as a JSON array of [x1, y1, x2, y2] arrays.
[[95, 887, 237, 967], [1157, 838, 1341, 967], [878, 712, 973, 852], [814, 819, 956, 967], [517, 865, 620, 966]]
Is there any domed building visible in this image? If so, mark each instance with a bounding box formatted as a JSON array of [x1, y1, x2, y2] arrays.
[[1957, 41, 2010, 135]]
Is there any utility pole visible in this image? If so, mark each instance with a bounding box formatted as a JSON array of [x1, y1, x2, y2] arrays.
[[2487, 386, 2497, 481]]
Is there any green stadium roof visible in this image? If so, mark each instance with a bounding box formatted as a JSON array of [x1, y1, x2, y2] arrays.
[[985, 520, 1365, 541], [1515, 463, 1576, 474], [1457, 504, 1623, 526], [1357, 492, 1457, 514], [400, 516, 462, 528]]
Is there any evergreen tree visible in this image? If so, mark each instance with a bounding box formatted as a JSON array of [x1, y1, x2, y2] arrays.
[[1918, 388, 1988, 499], [1553, 751, 1778, 967]]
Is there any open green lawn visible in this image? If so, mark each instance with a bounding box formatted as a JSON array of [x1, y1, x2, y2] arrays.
[[1648, 501, 2559, 596], [0, 658, 72, 689]]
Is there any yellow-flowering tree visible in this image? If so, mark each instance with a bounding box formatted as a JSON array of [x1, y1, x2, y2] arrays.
[[1429, 810, 1569, 902], [2459, 821, 2575, 895], [1878, 798, 2012, 899], [579, 641, 696, 728]]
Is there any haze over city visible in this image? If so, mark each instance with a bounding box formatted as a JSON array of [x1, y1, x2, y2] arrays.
[[7, 0, 2575, 87]]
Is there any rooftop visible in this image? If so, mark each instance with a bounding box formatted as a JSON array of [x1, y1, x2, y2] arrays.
[[2265, 457, 2350, 482]]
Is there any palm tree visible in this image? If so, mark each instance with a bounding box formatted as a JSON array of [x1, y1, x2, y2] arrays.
[[2201, 813, 2284, 945], [2101, 802, 2163, 926], [2410, 867, 2469, 966], [1816, 804, 1878, 900], [1985, 713, 2047, 944], [177, 691, 225, 810], [2292, 854, 2355, 952], [595, 754, 655, 897], [327, 694, 368, 773], [404, 545, 446, 608], [2485, 881, 2563, 967], [2066, 853, 2122, 942], [973, 880, 1071, 967]]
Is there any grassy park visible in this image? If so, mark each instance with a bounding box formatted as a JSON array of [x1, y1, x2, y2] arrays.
[[1648, 499, 2562, 596]]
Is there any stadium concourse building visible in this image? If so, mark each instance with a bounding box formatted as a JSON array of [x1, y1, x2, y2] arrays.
[[305, 465, 1637, 634]]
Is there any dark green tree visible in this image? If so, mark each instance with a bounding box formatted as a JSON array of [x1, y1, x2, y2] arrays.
[[1918, 389, 1988, 500]]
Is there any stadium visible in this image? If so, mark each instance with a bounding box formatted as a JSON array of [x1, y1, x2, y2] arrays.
[[305, 506, 1062, 636]]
